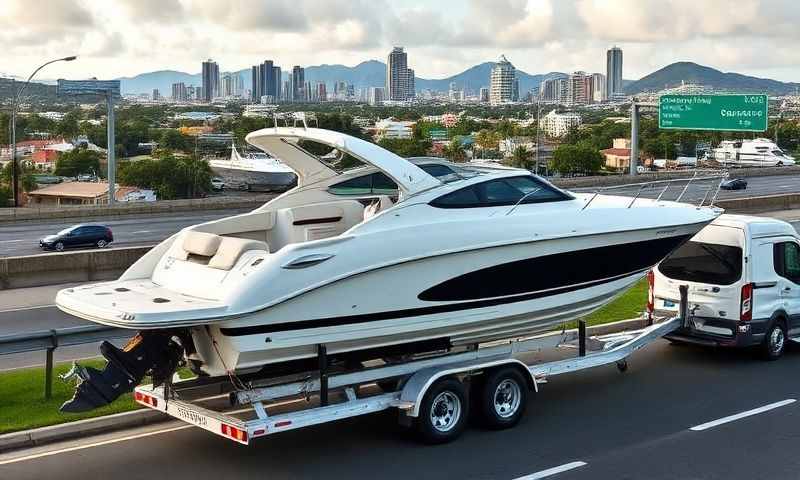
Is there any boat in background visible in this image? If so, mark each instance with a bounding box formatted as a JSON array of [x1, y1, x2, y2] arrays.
[[209, 144, 297, 191], [709, 138, 795, 167]]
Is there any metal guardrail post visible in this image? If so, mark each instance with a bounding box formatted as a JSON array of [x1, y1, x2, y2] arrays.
[[679, 285, 689, 329], [318, 344, 329, 407], [578, 320, 587, 357], [45, 329, 58, 399]]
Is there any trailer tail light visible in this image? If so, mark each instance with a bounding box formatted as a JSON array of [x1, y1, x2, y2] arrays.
[[646, 270, 655, 319], [134, 391, 158, 408], [221, 423, 248, 442], [740, 283, 753, 322]]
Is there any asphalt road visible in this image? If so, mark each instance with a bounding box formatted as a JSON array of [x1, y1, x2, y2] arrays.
[[0, 208, 251, 257], [2, 340, 800, 479]]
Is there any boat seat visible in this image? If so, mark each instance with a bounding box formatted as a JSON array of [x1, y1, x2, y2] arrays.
[[273, 200, 364, 248], [176, 231, 222, 262], [208, 236, 269, 271]]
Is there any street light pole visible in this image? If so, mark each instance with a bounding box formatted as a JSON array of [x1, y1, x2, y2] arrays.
[[10, 56, 77, 207]]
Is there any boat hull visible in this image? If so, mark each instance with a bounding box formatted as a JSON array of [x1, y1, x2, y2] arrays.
[[194, 224, 700, 375]]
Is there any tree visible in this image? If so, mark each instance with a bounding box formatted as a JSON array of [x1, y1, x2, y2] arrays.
[[0, 161, 37, 193], [53, 146, 102, 178], [117, 151, 212, 199], [443, 139, 467, 163], [378, 138, 431, 157], [550, 145, 603, 176], [159, 129, 192, 152], [475, 129, 500, 150], [55, 111, 80, 139], [510, 146, 532, 170]]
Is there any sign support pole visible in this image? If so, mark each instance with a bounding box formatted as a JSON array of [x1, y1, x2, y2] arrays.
[[106, 91, 115, 205], [630, 102, 639, 176]]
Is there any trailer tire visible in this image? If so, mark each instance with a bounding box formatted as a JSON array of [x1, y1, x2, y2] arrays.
[[415, 377, 468, 444], [477, 367, 527, 430]]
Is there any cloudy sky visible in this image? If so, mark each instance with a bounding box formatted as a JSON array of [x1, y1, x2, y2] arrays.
[[2, 0, 799, 82]]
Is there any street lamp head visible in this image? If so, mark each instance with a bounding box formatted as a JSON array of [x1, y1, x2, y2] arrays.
[[63, 56, 78, 62]]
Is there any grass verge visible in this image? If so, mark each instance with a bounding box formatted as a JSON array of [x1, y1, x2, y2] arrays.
[[583, 278, 648, 326], [0, 359, 140, 435]]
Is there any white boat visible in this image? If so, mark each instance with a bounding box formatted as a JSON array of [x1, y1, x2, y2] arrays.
[[209, 144, 297, 191], [56, 124, 722, 412], [709, 138, 795, 167]]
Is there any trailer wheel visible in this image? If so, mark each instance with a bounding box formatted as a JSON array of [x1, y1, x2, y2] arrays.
[[616, 360, 628, 372], [477, 367, 527, 430], [415, 377, 468, 444]]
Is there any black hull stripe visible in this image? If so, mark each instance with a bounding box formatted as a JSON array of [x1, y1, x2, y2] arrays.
[[220, 269, 644, 337], [220, 233, 693, 337]]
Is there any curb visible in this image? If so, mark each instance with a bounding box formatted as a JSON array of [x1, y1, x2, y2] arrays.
[[0, 408, 169, 453], [0, 316, 650, 453]]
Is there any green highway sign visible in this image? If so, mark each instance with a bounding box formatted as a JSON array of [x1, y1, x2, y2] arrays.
[[659, 94, 768, 132]]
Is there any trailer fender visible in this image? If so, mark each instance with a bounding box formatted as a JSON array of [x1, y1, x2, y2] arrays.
[[398, 358, 536, 418]]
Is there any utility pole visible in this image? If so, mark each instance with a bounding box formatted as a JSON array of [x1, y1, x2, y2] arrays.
[[106, 90, 116, 205]]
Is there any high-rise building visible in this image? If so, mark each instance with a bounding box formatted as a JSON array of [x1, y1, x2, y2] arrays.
[[315, 82, 327, 102], [567, 71, 593, 105], [201, 59, 219, 102], [606, 46, 623, 99], [251, 65, 260, 101], [152, 88, 161, 101], [291, 66, 305, 102], [407, 68, 415, 99], [171, 82, 187, 102], [233, 74, 244, 97], [273, 66, 281, 101], [489, 55, 516, 105], [222, 73, 234, 97], [386, 47, 409, 101], [479, 87, 489, 103], [368, 86, 385, 106], [591, 73, 606, 102], [259, 60, 275, 102]]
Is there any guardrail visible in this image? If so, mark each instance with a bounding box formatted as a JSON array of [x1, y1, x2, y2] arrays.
[[0, 325, 128, 399]]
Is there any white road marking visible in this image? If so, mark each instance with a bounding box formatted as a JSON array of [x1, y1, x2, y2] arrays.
[[0, 239, 26, 243], [0, 304, 56, 314], [690, 399, 796, 432], [513, 462, 588, 479], [131, 230, 152, 234]]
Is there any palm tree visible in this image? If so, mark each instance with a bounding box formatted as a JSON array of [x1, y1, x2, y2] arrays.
[[510, 145, 532, 170], [443, 139, 467, 163]]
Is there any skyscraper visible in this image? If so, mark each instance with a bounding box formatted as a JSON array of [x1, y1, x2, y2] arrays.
[[291, 66, 305, 102], [273, 66, 281, 101], [606, 46, 623, 99], [489, 55, 516, 105], [251, 65, 260, 101], [222, 73, 233, 97], [386, 47, 409, 101], [171, 82, 187, 102], [407, 68, 415, 99], [591, 73, 606, 102], [201, 59, 219, 102], [567, 71, 593, 105], [259, 60, 275, 102]]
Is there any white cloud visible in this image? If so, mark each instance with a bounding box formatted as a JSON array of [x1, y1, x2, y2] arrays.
[[1, 0, 799, 82]]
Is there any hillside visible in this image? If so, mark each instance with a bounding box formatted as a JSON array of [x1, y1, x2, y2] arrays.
[[625, 62, 799, 95]]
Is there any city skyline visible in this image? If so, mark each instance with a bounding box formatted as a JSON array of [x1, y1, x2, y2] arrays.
[[2, 0, 800, 83]]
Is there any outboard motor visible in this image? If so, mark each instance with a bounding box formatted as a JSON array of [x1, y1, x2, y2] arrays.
[[61, 331, 184, 413]]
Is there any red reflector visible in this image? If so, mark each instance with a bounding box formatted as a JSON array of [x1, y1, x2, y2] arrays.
[[134, 392, 142, 401], [252, 429, 266, 436], [274, 420, 292, 428], [646, 270, 655, 318]]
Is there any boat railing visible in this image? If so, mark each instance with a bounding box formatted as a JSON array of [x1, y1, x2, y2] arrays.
[[578, 171, 729, 211], [272, 111, 319, 129]]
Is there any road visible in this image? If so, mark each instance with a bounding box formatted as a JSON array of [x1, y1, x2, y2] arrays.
[[0, 208, 251, 257], [2, 340, 800, 479]]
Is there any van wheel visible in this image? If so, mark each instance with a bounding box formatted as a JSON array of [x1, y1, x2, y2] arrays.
[[414, 378, 468, 444], [762, 321, 786, 361]]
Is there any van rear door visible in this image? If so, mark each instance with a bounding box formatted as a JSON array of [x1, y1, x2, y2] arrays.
[[654, 224, 747, 327]]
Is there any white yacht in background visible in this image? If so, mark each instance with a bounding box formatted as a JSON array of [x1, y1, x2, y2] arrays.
[[56, 122, 722, 412], [209, 144, 297, 191], [709, 138, 795, 167]]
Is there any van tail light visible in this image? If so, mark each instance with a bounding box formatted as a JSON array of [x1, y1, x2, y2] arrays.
[[646, 270, 655, 319], [740, 283, 753, 322]]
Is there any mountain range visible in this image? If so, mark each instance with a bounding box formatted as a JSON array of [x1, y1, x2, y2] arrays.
[[625, 62, 800, 95], [116, 60, 568, 96]]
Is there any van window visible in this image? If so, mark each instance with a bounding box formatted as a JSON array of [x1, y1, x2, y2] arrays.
[[658, 241, 743, 285], [774, 242, 800, 283]]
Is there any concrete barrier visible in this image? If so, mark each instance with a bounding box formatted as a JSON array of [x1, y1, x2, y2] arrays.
[[716, 193, 800, 212], [0, 246, 152, 290]]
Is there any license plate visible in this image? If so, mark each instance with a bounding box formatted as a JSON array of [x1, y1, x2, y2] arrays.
[[663, 299, 676, 308]]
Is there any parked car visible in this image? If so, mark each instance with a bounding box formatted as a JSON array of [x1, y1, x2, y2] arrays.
[[720, 178, 748, 190], [652, 214, 800, 360], [211, 177, 226, 191], [40, 224, 114, 252]]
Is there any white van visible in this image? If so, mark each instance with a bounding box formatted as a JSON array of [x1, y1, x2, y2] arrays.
[[652, 214, 800, 359]]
